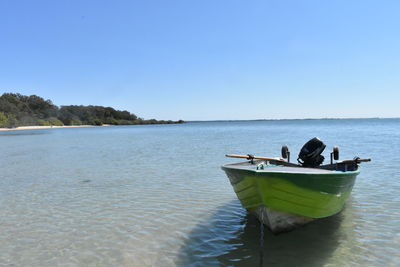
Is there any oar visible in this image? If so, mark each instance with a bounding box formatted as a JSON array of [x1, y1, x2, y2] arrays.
[[338, 158, 371, 164], [225, 154, 301, 167], [226, 154, 371, 167], [225, 153, 286, 162]]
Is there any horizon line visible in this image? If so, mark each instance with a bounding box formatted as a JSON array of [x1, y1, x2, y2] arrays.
[[187, 117, 400, 122]]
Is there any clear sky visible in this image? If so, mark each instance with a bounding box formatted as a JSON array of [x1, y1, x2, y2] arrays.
[[1, 0, 399, 120]]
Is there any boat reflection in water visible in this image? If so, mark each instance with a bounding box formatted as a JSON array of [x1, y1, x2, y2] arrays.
[[177, 198, 361, 267]]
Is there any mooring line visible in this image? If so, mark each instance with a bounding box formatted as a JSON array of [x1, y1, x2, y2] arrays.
[[259, 218, 265, 267]]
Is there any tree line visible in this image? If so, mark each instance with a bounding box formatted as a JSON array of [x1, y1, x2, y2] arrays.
[[0, 93, 184, 128]]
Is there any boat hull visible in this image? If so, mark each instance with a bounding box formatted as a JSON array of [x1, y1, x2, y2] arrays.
[[222, 162, 359, 233]]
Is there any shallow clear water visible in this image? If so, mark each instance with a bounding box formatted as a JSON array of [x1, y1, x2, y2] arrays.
[[1, 119, 399, 266]]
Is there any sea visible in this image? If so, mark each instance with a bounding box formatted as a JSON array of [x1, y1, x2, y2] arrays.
[[1, 119, 399, 266]]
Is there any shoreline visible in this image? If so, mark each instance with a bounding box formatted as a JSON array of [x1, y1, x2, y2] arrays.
[[0, 125, 111, 131]]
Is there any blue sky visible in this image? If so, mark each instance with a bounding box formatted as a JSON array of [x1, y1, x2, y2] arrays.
[[1, 0, 399, 120]]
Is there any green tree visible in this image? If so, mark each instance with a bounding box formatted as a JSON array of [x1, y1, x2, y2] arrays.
[[0, 92, 184, 127], [5, 114, 18, 128], [0, 112, 8, 127]]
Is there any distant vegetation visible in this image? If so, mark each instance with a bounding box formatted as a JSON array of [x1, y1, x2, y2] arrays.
[[0, 93, 184, 128]]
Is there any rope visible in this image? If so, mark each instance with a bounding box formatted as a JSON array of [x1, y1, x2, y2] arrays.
[[259, 219, 265, 267]]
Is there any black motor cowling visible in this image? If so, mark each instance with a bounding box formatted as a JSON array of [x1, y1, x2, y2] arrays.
[[298, 137, 326, 167]]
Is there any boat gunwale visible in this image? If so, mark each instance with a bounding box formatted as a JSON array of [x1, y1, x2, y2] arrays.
[[221, 161, 361, 176]]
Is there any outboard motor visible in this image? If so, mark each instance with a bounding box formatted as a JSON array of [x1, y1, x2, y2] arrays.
[[298, 137, 326, 167]]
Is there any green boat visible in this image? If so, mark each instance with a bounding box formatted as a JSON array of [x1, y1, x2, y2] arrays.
[[221, 138, 370, 233]]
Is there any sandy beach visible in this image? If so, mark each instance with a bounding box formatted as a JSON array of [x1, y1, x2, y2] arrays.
[[0, 125, 110, 131]]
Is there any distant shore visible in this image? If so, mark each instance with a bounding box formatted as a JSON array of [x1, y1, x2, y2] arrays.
[[0, 93, 184, 129], [0, 125, 111, 131]]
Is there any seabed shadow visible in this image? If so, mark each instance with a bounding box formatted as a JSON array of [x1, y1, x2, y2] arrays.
[[177, 200, 346, 267], [0, 131, 48, 136]]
